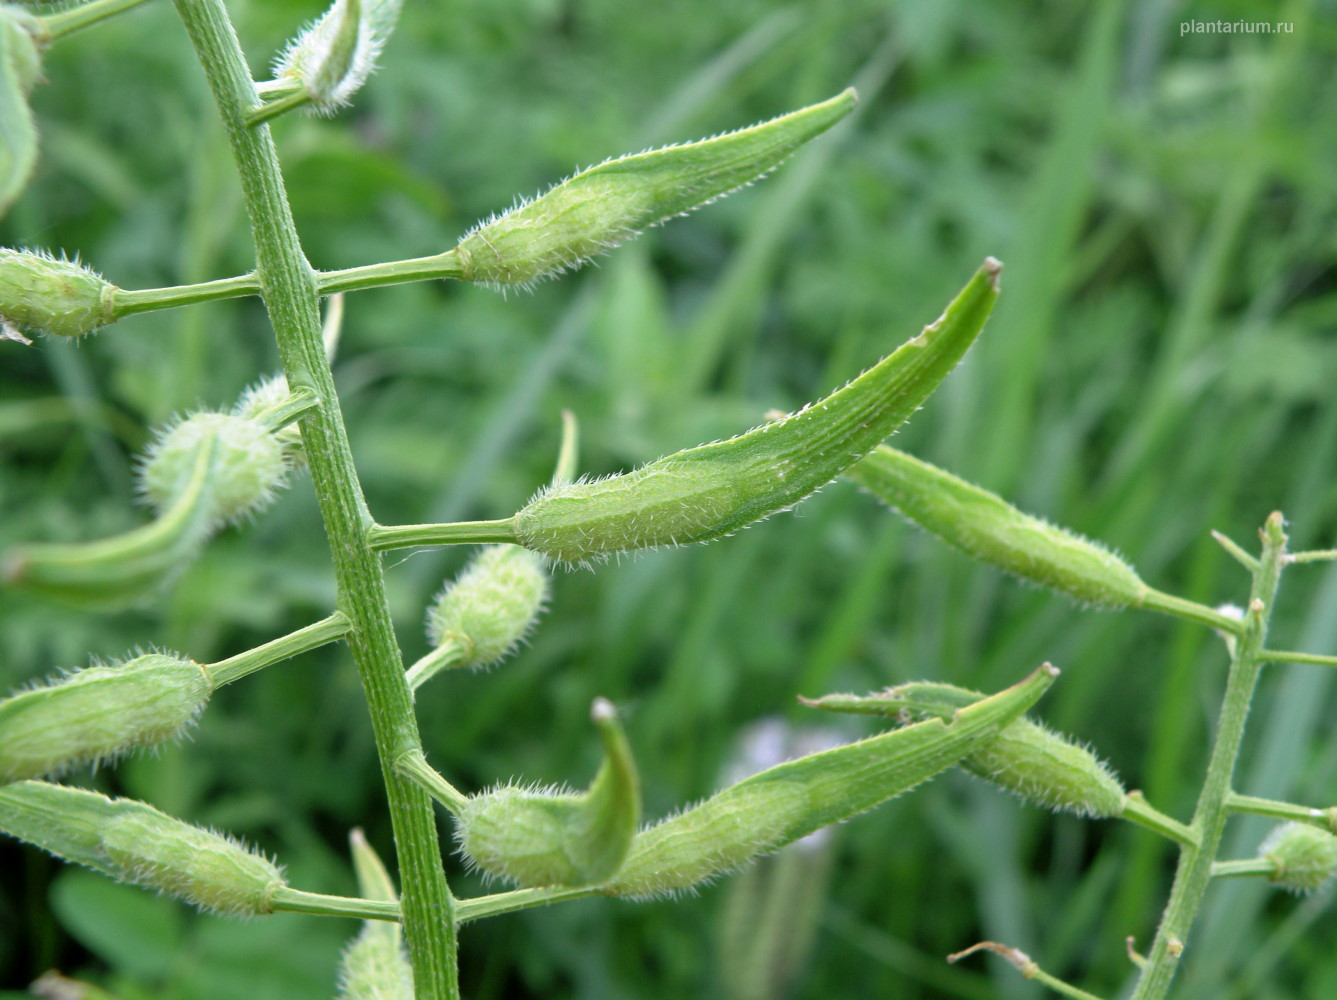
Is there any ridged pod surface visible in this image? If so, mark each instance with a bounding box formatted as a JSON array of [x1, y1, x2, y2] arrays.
[[516, 261, 1001, 563], [848, 445, 1147, 608], [0, 781, 285, 915], [0, 653, 211, 783]]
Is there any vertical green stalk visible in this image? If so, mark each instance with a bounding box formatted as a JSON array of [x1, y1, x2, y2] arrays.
[[1129, 513, 1288, 1000], [168, 4, 458, 998]]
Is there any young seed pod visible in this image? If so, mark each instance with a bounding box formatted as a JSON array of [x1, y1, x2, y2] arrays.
[[233, 375, 306, 457], [847, 446, 1147, 608], [0, 780, 286, 916], [1258, 822, 1337, 894], [603, 664, 1055, 898], [141, 411, 288, 526], [515, 260, 1001, 563], [0, 249, 116, 340], [453, 89, 856, 287], [424, 545, 549, 669], [456, 698, 640, 887], [803, 680, 1126, 819], [273, 0, 402, 114], [337, 830, 413, 1000], [3, 441, 216, 609], [0, 652, 212, 784], [0, 13, 42, 221]]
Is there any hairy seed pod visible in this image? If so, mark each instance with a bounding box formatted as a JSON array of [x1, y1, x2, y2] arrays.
[[0, 249, 116, 340], [1259, 822, 1337, 894], [141, 412, 287, 526], [515, 260, 1000, 563], [337, 830, 413, 1000], [233, 375, 306, 457], [604, 665, 1055, 898], [456, 698, 640, 887], [803, 681, 1126, 818], [3, 441, 216, 609], [847, 446, 1147, 608], [0, 13, 41, 221], [0, 652, 211, 784], [0, 781, 285, 916], [274, 0, 402, 114], [454, 89, 856, 287], [425, 545, 549, 668]]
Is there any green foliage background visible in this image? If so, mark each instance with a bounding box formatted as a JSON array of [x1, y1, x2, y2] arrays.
[[2, 0, 1336, 997]]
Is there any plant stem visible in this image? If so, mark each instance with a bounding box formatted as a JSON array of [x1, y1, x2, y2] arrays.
[[171, 3, 460, 997], [205, 611, 352, 688], [947, 942, 1107, 1000], [397, 749, 469, 814], [1258, 649, 1337, 668], [1139, 587, 1245, 634], [319, 252, 466, 294], [270, 886, 401, 922], [41, 0, 153, 41], [1210, 530, 1259, 572], [1286, 548, 1337, 564], [1209, 859, 1275, 880], [455, 885, 602, 924], [369, 518, 518, 551], [246, 89, 312, 128], [1129, 512, 1289, 1000], [406, 639, 466, 692], [112, 273, 260, 316], [1225, 792, 1337, 831], [1121, 793, 1198, 848], [248, 386, 322, 432]]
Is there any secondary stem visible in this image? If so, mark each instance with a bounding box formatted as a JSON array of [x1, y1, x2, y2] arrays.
[[112, 273, 260, 317], [41, 0, 154, 40], [171, 4, 460, 997], [205, 611, 352, 688], [319, 251, 466, 294], [1129, 513, 1288, 1000], [369, 518, 518, 551], [270, 886, 401, 922]]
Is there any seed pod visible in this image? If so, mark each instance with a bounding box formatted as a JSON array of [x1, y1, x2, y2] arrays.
[[0, 652, 212, 784], [803, 681, 1125, 819], [1258, 822, 1337, 894], [4, 440, 216, 609], [454, 89, 856, 287], [233, 376, 305, 457], [141, 411, 288, 526], [338, 830, 412, 1000], [424, 545, 549, 670], [0, 249, 115, 340], [273, 0, 402, 114], [515, 260, 1000, 563], [0, 780, 286, 916], [0, 13, 41, 220], [456, 698, 640, 887], [846, 445, 1147, 608], [604, 664, 1055, 898]]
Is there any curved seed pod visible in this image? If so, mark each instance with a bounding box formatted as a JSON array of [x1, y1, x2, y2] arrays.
[[0, 249, 115, 341], [454, 89, 856, 288], [3, 441, 216, 609], [422, 545, 549, 671], [804, 681, 1125, 818], [0, 12, 41, 221], [456, 698, 640, 887], [338, 830, 413, 1000], [603, 664, 1055, 898], [515, 260, 1000, 563], [847, 445, 1147, 608], [1259, 822, 1337, 894], [141, 411, 288, 526], [0, 652, 212, 784], [273, 0, 403, 114], [0, 781, 286, 916]]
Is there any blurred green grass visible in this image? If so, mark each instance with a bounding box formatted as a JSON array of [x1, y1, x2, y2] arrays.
[[2, 0, 1337, 998]]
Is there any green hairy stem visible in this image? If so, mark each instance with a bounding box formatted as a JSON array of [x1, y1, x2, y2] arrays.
[[169, 2, 459, 996]]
